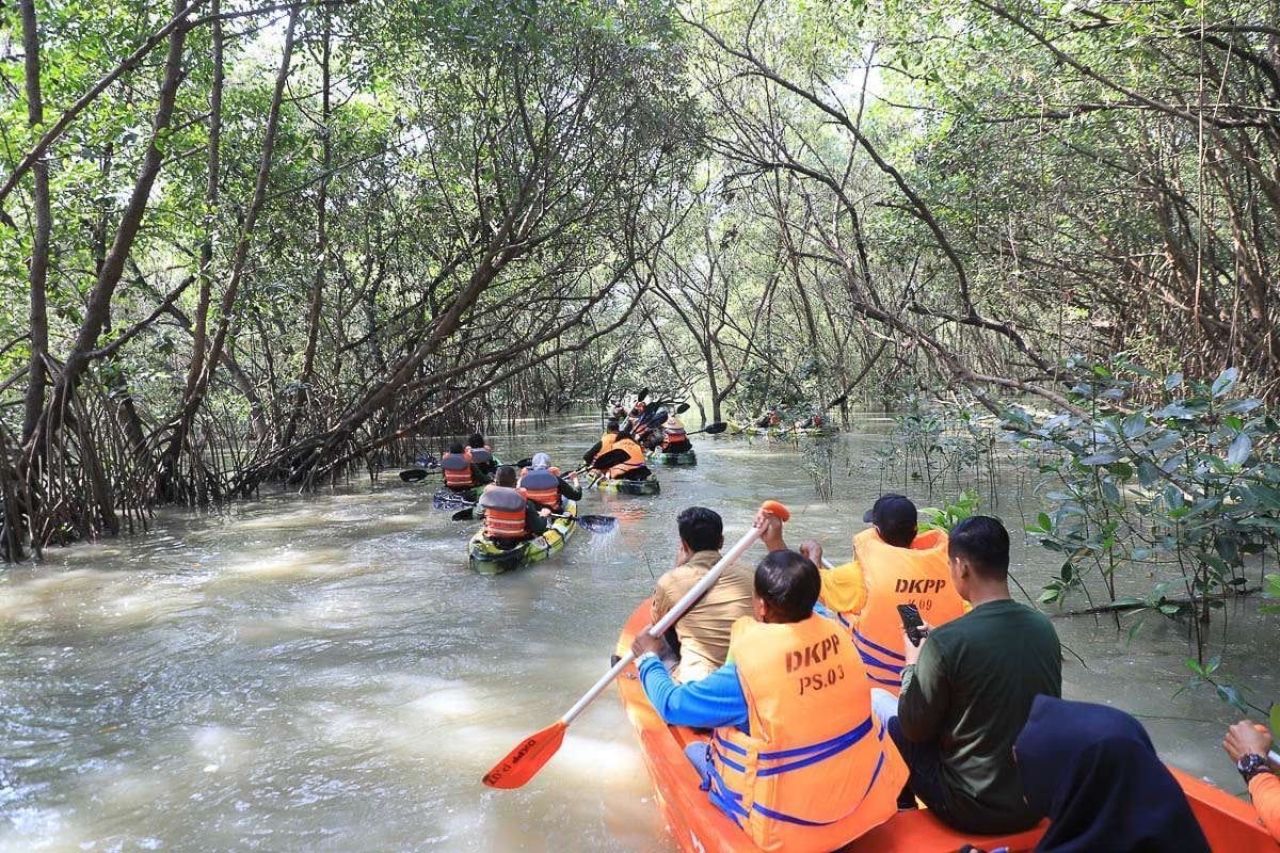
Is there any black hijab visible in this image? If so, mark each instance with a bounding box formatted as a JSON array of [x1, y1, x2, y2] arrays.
[[1015, 695, 1210, 853]]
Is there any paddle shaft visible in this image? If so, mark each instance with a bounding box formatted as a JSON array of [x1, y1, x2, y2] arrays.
[[560, 525, 763, 726]]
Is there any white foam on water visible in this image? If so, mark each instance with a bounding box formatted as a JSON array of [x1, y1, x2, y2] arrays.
[[190, 725, 252, 773]]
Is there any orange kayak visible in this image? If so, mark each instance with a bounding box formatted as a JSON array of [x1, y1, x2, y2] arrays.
[[615, 600, 1276, 852]]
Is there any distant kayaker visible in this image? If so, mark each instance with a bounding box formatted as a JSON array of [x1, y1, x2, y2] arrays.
[[602, 429, 651, 481], [1223, 719, 1280, 841], [478, 466, 549, 546], [1018, 696, 1210, 851], [869, 516, 1062, 835], [659, 414, 691, 454], [582, 419, 621, 465], [630, 548, 907, 850], [464, 433, 497, 476], [649, 507, 754, 682], [785, 494, 967, 695], [756, 408, 781, 428], [518, 452, 582, 512], [441, 442, 490, 492]]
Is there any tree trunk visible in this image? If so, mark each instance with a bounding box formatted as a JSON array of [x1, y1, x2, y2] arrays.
[[19, 0, 51, 446]]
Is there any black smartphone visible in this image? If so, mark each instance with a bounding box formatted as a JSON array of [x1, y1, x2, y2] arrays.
[[897, 603, 925, 647]]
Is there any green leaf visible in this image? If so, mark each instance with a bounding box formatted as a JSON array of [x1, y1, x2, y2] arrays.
[[1270, 704, 1279, 740], [1226, 433, 1251, 466], [1211, 367, 1240, 398]]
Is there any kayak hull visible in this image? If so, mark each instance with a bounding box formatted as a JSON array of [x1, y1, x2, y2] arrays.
[[598, 477, 661, 496], [614, 600, 1275, 852], [466, 500, 578, 575], [649, 449, 697, 466]]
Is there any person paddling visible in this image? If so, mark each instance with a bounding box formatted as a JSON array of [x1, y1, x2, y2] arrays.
[[465, 432, 497, 476], [659, 414, 692, 454], [602, 429, 651, 481], [583, 419, 621, 465], [779, 494, 967, 695], [441, 442, 490, 492], [518, 453, 582, 512], [631, 548, 907, 850], [478, 466, 549, 547], [1223, 719, 1280, 841]]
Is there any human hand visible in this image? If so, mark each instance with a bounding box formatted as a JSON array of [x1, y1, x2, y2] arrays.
[[903, 622, 931, 667], [754, 508, 787, 552], [799, 540, 825, 568], [1223, 719, 1273, 763], [539, 508, 552, 518], [631, 626, 666, 659]]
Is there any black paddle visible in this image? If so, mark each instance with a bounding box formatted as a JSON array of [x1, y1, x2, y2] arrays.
[[685, 421, 727, 437], [400, 468, 438, 482], [451, 501, 618, 533]]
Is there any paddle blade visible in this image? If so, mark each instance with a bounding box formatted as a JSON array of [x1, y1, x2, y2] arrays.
[[482, 721, 567, 789], [703, 421, 727, 434], [576, 514, 618, 534], [760, 499, 791, 522], [675, 402, 690, 414], [636, 388, 649, 401], [400, 469, 429, 482], [452, 507, 476, 521], [515, 457, 533, 469]]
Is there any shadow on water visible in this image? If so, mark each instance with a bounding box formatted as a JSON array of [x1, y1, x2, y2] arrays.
[[0, 413, 1273, 850]]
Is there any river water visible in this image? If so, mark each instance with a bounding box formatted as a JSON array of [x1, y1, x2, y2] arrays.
[[0, 414, 1274, 851]]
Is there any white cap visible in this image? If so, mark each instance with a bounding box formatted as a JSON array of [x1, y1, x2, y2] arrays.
[[531, 452, 552, 469]]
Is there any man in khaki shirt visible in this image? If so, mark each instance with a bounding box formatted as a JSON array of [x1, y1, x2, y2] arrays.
[[651, 507, 755, 682]]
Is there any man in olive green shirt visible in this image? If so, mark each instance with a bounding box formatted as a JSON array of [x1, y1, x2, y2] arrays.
[[651, 507, 755, 682], [879, 515, 1062, 834]]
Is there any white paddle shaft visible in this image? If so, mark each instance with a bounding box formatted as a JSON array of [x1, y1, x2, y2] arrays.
[[560, 525, 764, 725]]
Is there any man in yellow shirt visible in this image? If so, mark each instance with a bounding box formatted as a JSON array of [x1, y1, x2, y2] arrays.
[[765, 494, 966, 694], [650, 507, 755, 682]]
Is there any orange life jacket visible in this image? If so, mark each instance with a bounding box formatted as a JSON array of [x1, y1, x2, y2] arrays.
[[441, 453, 475, 488], [519, 467, 562, 509], [598, 432, 618, 455], [479, 486, 528, 540], [843, 528, 965, 695], [708, 616, 907, 851], [662, 420, 687, 447], [465, 445, 493, 465], [607, 438, 647, 478]]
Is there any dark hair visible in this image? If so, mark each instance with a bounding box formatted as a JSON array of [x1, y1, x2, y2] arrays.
[[754, 550, 821, 622], [880, 521, 916, 548], [494, 465, 518, 487], [949, 516, 1010, 580], [448, 442, 465, 454], [468, 433, 485, 448], [606, 419, 620, 431], [677, 507, 723, 552]]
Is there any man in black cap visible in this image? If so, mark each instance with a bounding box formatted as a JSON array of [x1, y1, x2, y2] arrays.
[[758, 493, 966, 695]]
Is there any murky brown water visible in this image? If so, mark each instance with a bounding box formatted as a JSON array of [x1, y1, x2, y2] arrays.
[[0, 414, 1274, 850]]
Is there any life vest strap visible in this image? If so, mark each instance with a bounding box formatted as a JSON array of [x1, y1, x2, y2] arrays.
[[857, 649, 904, 675], [756, 715, 874, 777], [853, 628, 906, 662]]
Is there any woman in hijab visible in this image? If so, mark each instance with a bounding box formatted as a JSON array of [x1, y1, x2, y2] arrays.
[[1015, 695, 1210, 852]]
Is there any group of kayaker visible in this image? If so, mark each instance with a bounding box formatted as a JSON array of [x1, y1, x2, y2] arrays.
[[628, 493, 1280, 850]]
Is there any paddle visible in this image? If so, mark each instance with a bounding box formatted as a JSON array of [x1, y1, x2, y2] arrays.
[[450, 500, 618, 533], [399, 468, 438, 482], [585, 447, 629, 473], [636, 388, 649, 402], [684, 421, 727, 437], [482, 499, 790, 789]]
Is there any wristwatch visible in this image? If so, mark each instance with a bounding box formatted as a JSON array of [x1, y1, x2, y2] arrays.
[[1237, 753, 1269, 782]]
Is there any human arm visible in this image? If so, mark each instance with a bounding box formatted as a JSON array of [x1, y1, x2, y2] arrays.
[[525, 504, 548, 535], [896, 632, 948, 743], [472, 464, 491, 486], [558, 477, 583, 501], [818, 560, 868, 615], [1248, 773, 1280, 841], [636, 656, 750, 729]]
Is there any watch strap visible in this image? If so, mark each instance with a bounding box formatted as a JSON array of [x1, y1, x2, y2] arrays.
[[1238, 753, 1269, 782]]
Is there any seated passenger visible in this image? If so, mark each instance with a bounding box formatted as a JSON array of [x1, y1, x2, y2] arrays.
[[603, 430, 651, 481], [583, 420, 620, 465], [1018, 695, 1210, 851], [464, 432, 497, 476], [756, 409, 781, 428], [874, 516, 1062, 834], [477, 466, 548, 547], [441, 442, 490, 492], [650, 507, 754, 682], [660, 415, 692, 454], [518, 452, 582, 512], [783, 494, 966, 694], [1223, 719, 1280, 841], [631, 549, 907, 851]]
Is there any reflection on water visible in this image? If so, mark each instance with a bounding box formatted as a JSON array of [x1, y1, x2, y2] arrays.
[[0, 415, 1274, 850]]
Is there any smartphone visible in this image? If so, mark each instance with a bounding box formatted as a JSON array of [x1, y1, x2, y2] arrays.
[[897, 603, 926, 647]]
